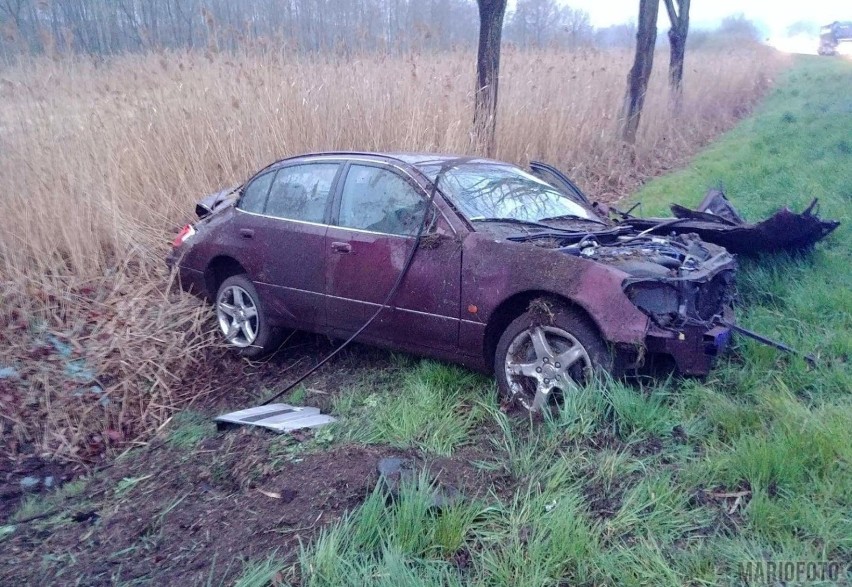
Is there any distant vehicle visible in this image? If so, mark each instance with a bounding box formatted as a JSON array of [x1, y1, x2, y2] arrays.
[[819, 21, 852, 55], [167, 152, 736, 412]]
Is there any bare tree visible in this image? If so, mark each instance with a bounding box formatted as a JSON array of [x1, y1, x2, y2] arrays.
[[505, 0, 592, 49], [595, 22, 637, 48], [620, 0, 658, 145], [663, 0, 689, 109], [560, 6, 593, 48], [472, 0, 507, 156]]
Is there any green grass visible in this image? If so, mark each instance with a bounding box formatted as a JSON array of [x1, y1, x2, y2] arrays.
[[167, 409, 217, 449], [229, 555, 288, 587], [298, 474, 488, 586], [333, 361, 497, 456], [5, 477, 91, 538], [288, 55, 852, 586]]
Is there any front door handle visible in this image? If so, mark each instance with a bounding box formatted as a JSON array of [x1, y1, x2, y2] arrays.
[[240, 229, 254, 239], [331, 241, 352, 253]]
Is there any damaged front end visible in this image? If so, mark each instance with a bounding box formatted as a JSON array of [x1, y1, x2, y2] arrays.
[[564, 233, 737, 375], [620, 188, 840, 255]]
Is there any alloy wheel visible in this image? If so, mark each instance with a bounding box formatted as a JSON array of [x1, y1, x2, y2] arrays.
[[504, 325, 593, 412], [216, 285, 259, 348]]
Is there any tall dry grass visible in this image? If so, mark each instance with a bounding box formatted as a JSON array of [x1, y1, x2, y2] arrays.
[[0, 46, 786, 460]]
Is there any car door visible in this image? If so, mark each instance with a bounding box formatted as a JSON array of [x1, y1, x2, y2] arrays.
[[529, 161, 591, 206], [324, 162, 462, 352], [232, 161, 341, 331]]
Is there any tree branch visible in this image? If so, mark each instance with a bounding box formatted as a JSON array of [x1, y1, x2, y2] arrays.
[[662, 0, 677, 26]]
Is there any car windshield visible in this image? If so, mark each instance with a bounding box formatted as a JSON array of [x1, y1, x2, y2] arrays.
[[418, 161, 602, 224]]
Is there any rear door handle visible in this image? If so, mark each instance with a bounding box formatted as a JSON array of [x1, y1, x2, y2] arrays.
[[240, 229, 254, 239], [331, 241, 352, 253]]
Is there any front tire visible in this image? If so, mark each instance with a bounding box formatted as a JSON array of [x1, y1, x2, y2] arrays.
[[494, 302, 612, 413], [215, 275, 280, 358]]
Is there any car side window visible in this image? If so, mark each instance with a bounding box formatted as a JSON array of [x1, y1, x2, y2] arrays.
[[338, 165, 428, 236], [265, 163, 339, 223], [238, 171, 274, 213]]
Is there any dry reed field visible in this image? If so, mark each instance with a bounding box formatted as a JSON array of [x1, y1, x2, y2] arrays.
[[0, 46, 787, 461]]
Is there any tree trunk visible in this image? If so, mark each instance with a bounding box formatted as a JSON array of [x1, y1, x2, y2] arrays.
[[473, 0, 507, 157], [620, 0, 659, 145], [668, 29, 686, 108], [664, 0, 690, 111]]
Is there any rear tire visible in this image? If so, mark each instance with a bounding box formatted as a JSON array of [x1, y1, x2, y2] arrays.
[[494, 301, 612, 414], [215, 275, 281, 358]]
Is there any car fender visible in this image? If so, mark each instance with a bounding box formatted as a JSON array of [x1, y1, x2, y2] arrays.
[[461, 233, 649, 346]]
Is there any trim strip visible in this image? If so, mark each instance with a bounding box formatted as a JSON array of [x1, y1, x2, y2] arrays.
[[255, 282, 459, 323]]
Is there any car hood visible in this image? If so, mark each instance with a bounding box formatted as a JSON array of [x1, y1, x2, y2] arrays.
[[621, 189, 840, 255]]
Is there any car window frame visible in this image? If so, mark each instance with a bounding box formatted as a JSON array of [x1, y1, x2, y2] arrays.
[[236, 161, 344, 225], [236, 169, 276, 214], [330, 161, 438, 238]]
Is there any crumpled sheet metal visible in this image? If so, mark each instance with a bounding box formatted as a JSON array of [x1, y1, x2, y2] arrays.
[[624, 189, 840, 255]]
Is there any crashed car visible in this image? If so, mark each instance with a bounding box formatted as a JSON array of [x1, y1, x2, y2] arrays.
[[168, 152, 736, 412]]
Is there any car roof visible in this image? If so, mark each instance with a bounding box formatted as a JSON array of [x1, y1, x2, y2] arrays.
[[263, 151, 514, 173]]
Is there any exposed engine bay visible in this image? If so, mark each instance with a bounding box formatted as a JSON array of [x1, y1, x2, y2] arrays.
[[515, 230, 737, 329]]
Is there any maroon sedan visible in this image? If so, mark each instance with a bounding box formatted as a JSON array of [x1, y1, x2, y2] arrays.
[[168, 152, 736, 412]]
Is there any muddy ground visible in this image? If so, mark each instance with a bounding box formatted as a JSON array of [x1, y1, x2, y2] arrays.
[[2, 435, 487, 585], [0, 336, 499, 585], [0, 333, 724, 585]]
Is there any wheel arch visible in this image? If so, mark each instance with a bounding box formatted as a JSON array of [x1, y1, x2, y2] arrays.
[[204, 256, 248, 300], [483, 290, 603, 371]]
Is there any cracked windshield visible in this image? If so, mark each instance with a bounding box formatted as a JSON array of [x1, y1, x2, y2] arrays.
[[429, 163, 601, 224]]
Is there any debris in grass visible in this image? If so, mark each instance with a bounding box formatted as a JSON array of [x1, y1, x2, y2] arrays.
[[214, 403, 336, 433], [377, 457, 461, 509], [0, 366, 17, 379], [705, 489, 751, 499], [378, 457, 416, 495], [622, 189, 840, 254], [728, 496, 744, 514], [702, 488, 752, 515]]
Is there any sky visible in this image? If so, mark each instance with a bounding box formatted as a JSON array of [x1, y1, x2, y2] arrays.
[[559, 0, 852, 37]]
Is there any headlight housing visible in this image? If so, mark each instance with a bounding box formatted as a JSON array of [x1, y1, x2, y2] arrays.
[[624, 269, 735, 328], [624, 281, 681, 327]]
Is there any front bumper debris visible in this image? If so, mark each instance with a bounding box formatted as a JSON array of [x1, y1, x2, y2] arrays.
[[645, 322, 733, 375]]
